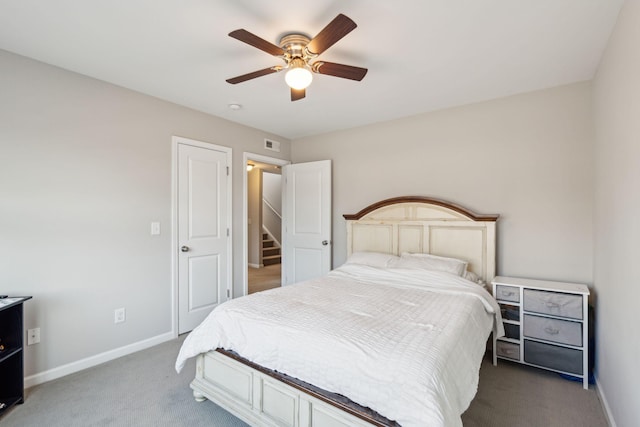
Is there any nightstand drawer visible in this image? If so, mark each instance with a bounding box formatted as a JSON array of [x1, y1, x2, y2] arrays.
[[500, 304, 520, 321], [504, 323, 520, 340], [496, 341, 520, 360], [524, 340, 582, 375], [523, 314, 582, 346], [495, 285, 519, 302], [523, 289, 583, 319]]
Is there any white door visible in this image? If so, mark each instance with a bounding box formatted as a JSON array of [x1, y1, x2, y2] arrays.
[[177, 140, 231, 334], [282, 160, 332, 285]]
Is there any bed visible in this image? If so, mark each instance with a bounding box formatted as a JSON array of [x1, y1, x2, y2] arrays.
[[176, 196, 502, 427]]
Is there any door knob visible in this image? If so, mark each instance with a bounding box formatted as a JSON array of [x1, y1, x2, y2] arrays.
[[181, 246, 190, 252], [322, 240, 330, 246]]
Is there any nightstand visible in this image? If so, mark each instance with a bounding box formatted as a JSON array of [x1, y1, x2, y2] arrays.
[[491, 276, 590, 389]]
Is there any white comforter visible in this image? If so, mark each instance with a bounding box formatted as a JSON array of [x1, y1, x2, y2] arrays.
[[175, 264, 504, 427]]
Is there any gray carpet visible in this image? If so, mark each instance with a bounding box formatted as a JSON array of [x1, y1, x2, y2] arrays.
[[2, 336, 247, 427], [461, 359, 608, 427], [2, 337, 608, 426]]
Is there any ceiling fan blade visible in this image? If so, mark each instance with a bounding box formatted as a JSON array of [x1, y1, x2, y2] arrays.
[[291, 88, 306, 101], [311, 61, 368, 81], [229, 29, 285, 57], [305, 14, 357, 56], [226, 67, 281, 84]]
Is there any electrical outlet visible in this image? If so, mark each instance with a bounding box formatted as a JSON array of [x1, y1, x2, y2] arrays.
[[27, 327, 41, 345], [114, 308, 126, 324]]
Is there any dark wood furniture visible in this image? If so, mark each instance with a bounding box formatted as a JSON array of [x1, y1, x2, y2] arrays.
[[0, 296, 32, 417]]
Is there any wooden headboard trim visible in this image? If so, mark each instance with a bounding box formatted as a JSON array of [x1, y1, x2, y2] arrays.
[[343, 196, 499, 221]]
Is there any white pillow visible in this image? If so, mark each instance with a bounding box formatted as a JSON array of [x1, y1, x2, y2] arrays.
[[344, 251, 400, 268], [463, 270, 480, 283], [397, 252, 468, 277], [463, 270, 489, 289]]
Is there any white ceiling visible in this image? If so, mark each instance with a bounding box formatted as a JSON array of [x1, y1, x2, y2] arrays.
[[0, 0, 624, 140]]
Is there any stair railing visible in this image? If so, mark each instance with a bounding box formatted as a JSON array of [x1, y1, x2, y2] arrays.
[[262, 197, 282, 246]]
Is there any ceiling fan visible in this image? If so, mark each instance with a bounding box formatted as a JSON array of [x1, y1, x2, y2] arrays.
[[226, 14, 368, 101]]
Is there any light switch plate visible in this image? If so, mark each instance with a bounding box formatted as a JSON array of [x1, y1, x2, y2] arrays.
[[151, 222, 160, 235]]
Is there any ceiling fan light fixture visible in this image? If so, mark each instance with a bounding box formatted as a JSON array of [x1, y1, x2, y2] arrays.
[[226, 14, 365, 100], [285, 58, 313, 90]]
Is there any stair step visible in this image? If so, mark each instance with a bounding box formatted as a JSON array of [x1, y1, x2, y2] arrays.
[[261, 232, 280, 265], [263, 254, 281, 266], [263, 247, 281, 257], [262, 239, 275, 248]]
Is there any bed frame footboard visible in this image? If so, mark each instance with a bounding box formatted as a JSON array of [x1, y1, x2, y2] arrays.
[[191, 350, 386, 427]]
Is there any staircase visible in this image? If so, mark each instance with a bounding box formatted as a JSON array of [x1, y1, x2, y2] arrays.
[[262, 232, 281, 266]]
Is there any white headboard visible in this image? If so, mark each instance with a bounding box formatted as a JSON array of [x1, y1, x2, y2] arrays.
[[344, 197, 499, 283]]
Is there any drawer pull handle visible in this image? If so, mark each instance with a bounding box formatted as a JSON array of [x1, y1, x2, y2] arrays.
[[544, 327, 560, 335], [502, 291, 515, 296], [545, 301, 560, 308]]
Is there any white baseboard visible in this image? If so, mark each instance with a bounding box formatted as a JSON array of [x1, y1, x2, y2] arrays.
[[24, 331, 175, 389], [595, 376, 617, 427], [248, 263, 263, 268]]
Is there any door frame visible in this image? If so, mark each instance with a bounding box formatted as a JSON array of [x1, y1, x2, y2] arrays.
[[172, 136, 233, 337], [242, 152, 290, 296]]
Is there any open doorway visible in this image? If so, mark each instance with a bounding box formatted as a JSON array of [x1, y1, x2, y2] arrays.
[[247, 161, 281, 293], [242, 153, 290, 296]]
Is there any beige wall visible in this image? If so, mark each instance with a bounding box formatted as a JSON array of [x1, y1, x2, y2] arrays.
[[0, 49, 290, 380], [292, 82, 594, 285], [247, 168, 262, 266], [262, 171, 282, 244], [593, 1, 640, 426]]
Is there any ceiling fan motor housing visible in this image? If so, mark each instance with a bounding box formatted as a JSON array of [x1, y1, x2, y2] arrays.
[[279, 34, 312, 62]]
